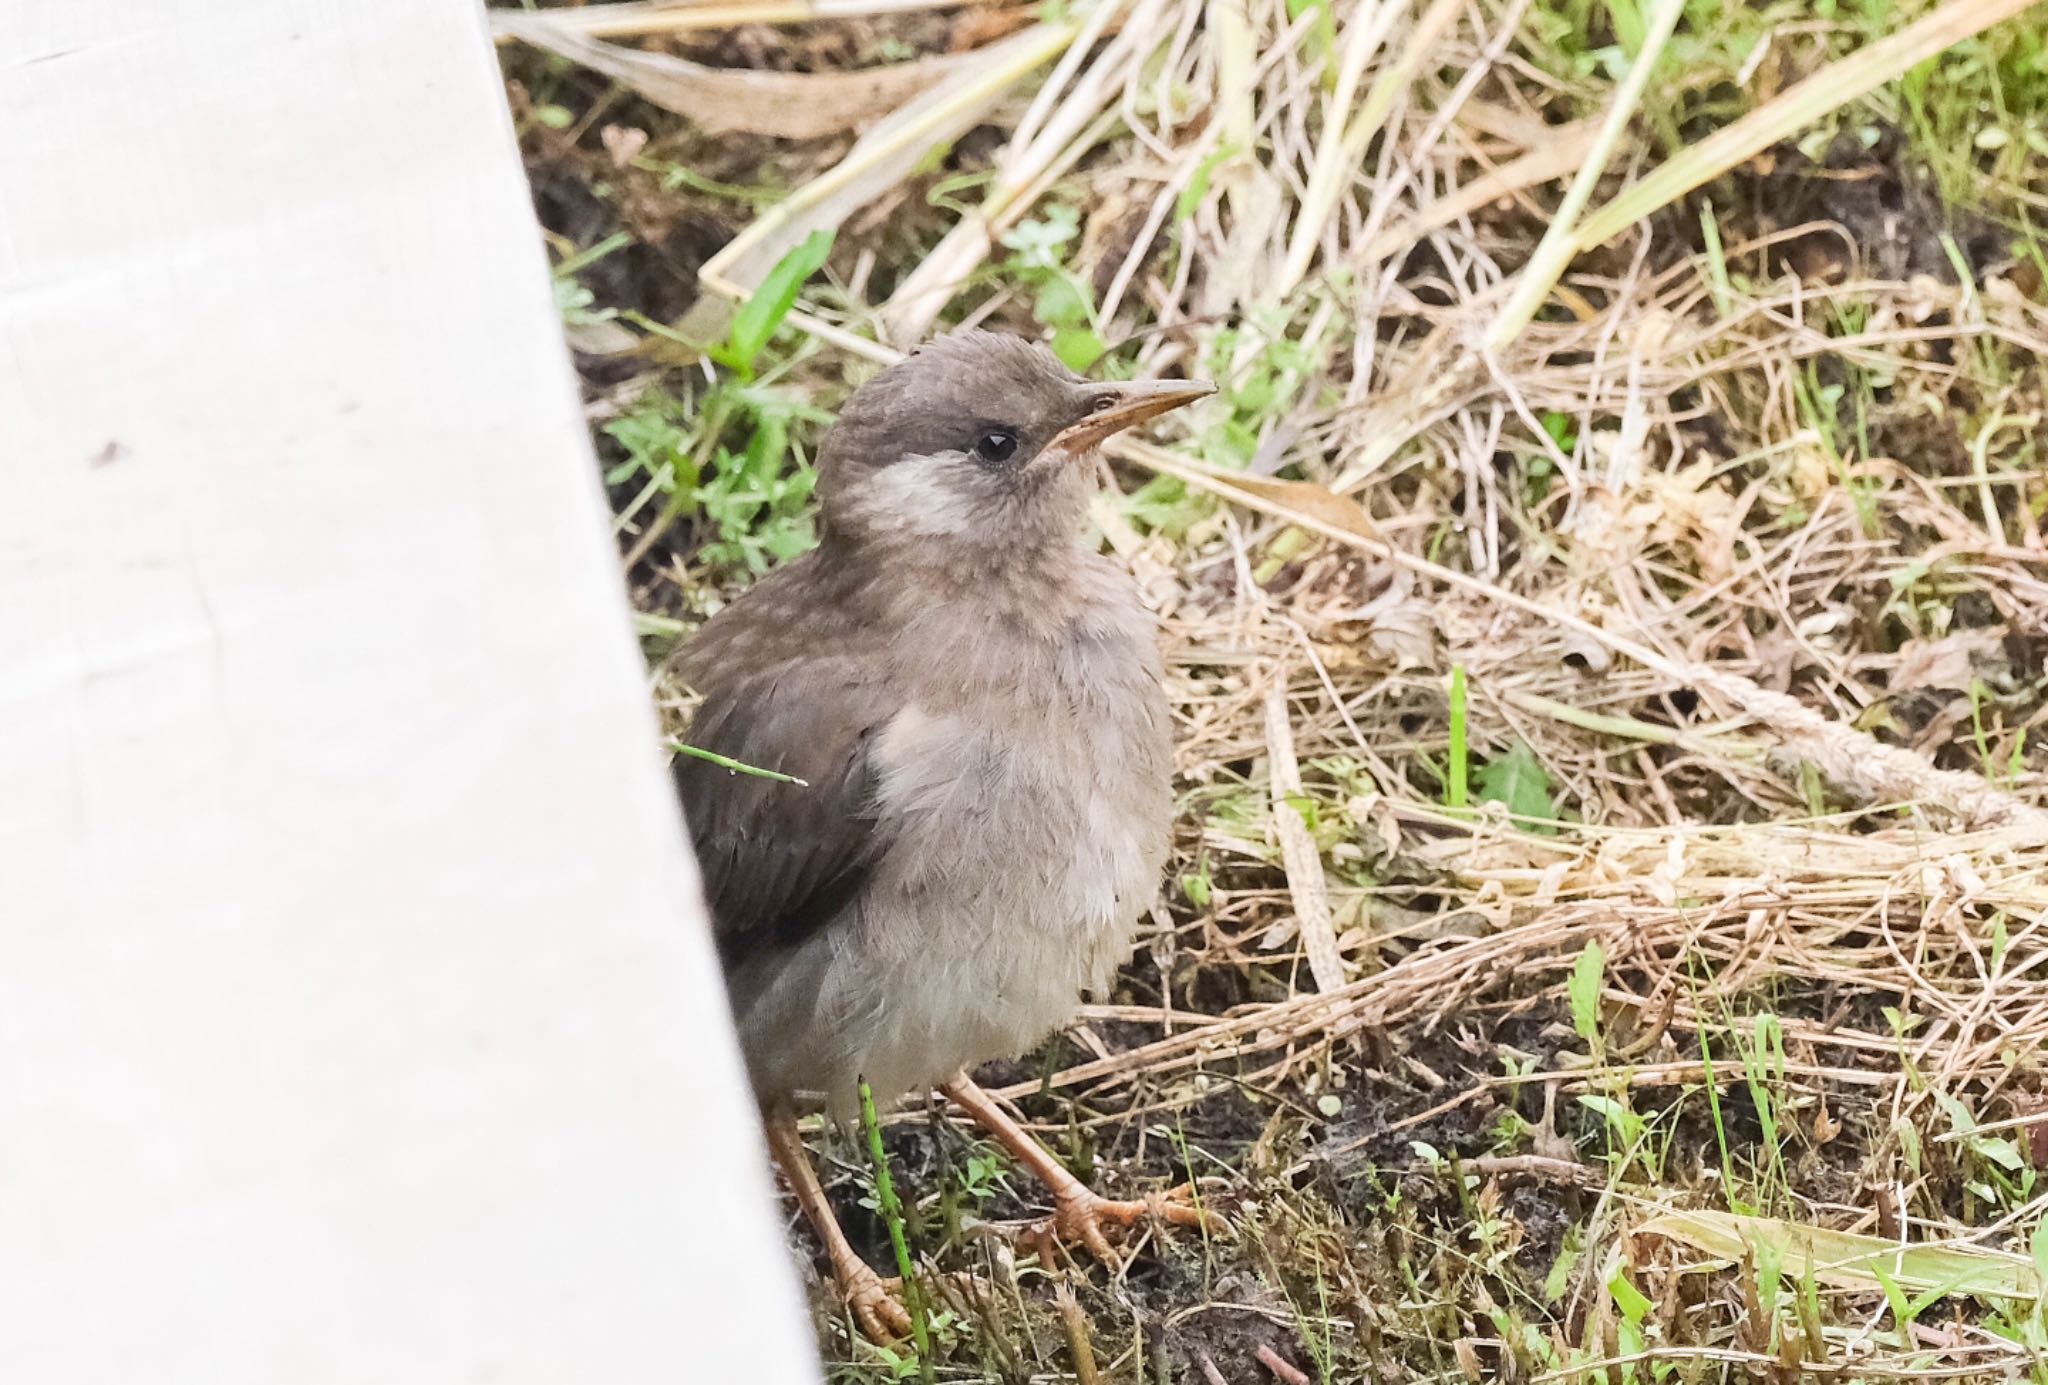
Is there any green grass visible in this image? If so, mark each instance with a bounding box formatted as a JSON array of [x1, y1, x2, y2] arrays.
[[858, 1078, 933, 1383]]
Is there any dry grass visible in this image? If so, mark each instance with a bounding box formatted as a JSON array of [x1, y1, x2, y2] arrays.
[[500, 0, 2048, 1378]]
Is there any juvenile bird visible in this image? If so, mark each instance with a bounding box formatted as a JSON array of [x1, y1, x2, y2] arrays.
[[673, 329, 1212, 1338]]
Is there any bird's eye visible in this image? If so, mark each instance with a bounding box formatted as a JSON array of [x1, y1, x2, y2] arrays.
[[974, 429, 1018, 464]]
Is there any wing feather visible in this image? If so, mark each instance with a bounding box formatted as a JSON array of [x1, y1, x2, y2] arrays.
[[672, 587, 895, 961]]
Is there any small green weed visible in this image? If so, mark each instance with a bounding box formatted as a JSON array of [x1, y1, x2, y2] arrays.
[[1446, 664, 1469, 810], [998, 206, 1107, 370], [598, 232, 840, 578], [713, 229, 835, 379], [604, 383, 824, 577], [1473, 741, 1559, 829], [858, 1077, 933, 1384]]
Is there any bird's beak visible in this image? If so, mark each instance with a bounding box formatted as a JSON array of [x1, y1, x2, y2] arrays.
[[1046, 377, 1215, 459]]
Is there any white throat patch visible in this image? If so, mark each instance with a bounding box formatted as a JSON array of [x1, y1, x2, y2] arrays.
[[840, 450, 987, 538]]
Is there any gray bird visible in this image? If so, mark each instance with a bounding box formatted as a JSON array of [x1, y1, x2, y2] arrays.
[[673, 329, 1214, 1338]]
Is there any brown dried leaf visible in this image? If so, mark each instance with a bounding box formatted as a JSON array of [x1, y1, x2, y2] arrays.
[[498, 15, 969, 140], [1890, 629, 2004, 694], [1626, 459, 1742, 580], [599, 123, 649, 168]]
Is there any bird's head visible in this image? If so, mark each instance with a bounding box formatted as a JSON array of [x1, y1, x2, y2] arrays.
[[816, 329, 1211, 551]]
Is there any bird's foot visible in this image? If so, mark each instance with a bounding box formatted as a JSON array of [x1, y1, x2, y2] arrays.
[[1030, 1182, 1219, 1265], [835, 1261, 914, 1342]]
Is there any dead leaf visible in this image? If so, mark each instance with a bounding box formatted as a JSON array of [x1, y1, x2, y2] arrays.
[[1890, 629, 2003, 693], [1782, 443, 1833, 502], [1811, 1093, 1841, 1144], [1559, 629, 1613, 673], [600, 123, 648, 168], [1200, 162, 1285, 319], [1293, 555, 1436, 666], [1627, 458, 1742, 580], [1215, 470, 1391, 546], [688, 19, 1076, 333], [498, 15, 972, 141]]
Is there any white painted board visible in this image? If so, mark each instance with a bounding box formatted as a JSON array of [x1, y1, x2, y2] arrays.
[[0, 2, 818, 1380]]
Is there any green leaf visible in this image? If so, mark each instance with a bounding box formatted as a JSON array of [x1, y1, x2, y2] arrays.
[[1569, 939, 1606, 1043], [1605, 0, 1645, 57], [998, 205, 1078, 271], [1539, 409, 1577, 451], [1201, 417, 1258, 468], [1050, 325, 1107, 372], [1578, 1092, 1625, 1125], [723, 229, 834, 375], [602, 403, 696, 492], [1975, 1135, 2027, 1172], [1473, 740, 1556, 825], [1032, 274, 1092, 330], [761, 515, 816, 562], [1177, 143, 1240, 222], [1607, 1265, 1652, 1325], [1798, 758, 1827, 816], [1445, 665, 1468, 808], [1641, 1209, 2041, 1301], [1543, 1226, 1583, 1302], [1935, 1089, 1979, 1136], [740, 410, 787, 478]]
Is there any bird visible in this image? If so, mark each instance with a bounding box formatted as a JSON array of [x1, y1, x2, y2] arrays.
[[671, 328, 1215, 1338]]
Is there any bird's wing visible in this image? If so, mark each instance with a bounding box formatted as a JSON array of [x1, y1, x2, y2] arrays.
[[673, 653, 895, 960]]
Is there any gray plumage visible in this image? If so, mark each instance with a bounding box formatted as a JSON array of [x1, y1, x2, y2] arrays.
[[674, 331, 1196, 1116]]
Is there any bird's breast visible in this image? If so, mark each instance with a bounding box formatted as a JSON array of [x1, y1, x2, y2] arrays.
[[866, 586, 1172, 987]]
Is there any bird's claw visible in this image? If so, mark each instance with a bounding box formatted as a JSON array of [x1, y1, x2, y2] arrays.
[[1031, 1182, 1220, 1266], [837, 1262, 914, 1342]]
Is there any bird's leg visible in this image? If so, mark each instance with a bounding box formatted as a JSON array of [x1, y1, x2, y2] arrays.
[[941, 1072, 1216, 1264], [763, 1106, 914, 1341]]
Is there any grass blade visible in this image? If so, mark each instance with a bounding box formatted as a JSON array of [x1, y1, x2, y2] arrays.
[[669, 742, 810, 785], [1643, 1209, 2041, 1301], [858, 1077, 933, 1377], [722, 229, 835, 375]]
